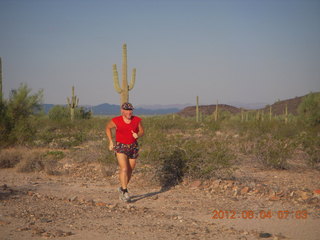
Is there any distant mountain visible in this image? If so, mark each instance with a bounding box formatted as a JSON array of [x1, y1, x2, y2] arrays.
[[259, 96, 304, 116], [226, 102, 269, 110], [91, 103, 120, 115], [177, 93, 315, 117], [136, 104, 191, 110], [178, 104, 242, 117], [42, 93, 314, 116], [92, 103, 179, 115], [42, 103, 180, 115]]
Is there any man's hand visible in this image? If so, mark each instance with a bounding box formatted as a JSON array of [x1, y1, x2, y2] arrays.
[[108, 142, 114, 151], [131, 130, 138, 139]]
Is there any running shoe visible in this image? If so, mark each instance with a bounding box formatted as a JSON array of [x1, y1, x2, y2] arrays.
[[118, 187, 131, 202]]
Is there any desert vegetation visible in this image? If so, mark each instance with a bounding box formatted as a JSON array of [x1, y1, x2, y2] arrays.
[[0, 82, 319, 189]]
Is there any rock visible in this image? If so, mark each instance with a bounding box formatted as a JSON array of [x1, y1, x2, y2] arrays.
[[40, 218, 52, 223], [151, 195, 159, 200], [241, 187, 250, 195], [296, 190, 311, 200], [0, 220, 9, 225], [259, 232, 272, 238], [107, 203, 118, 209], [55, 230, 64, 237], [313, 189, 320, 195], [95, 202, 106, 207], [269, 196, 280, 201], [69, 196, 78, 202], [190, 180, 202, 188], [232, 186, 240, 196]]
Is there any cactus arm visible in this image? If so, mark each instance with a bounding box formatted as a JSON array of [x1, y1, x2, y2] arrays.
[[113, 64, 122, 93], [196, 96, 198, 122], [128, 68, 136, 90], [67, 97, 71, 106]]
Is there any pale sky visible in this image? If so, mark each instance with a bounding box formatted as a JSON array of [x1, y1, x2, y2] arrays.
[[0, 0, 319, 106]]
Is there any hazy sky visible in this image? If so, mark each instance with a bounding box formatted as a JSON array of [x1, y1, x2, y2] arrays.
[[0, 0, 319, 106]]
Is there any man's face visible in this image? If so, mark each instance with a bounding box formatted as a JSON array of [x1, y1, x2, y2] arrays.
[[121, 109, 133, 119]]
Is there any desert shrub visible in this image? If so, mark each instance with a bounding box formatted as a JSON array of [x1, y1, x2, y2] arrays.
[[48, 105, 92, 121], [140, 121, 234, 182], [16, 151, 45, 172], [183, 140, 234, 179], [6, 84, 43, 121], [156, 148, 187, 189], [299, 131, 320, 168], [0, 149, 23, 168], [43, 150, 65, 160], [78, 107, 92, 119], [8, 118, 37, 144], [227, 118, 301, 141], [203, 120, 221, 132], [48, 105, 69, 121], [15, 150, 63, 174], [254, 135, 294, 169], [32, 117, 109, 148], [0, 84, 43, 146], [298, 92, 320, 126]]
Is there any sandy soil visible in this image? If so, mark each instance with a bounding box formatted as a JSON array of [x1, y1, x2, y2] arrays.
[[0, 154, 319, 240]]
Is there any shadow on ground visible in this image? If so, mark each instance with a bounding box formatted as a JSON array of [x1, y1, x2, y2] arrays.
[[129, 187, 170, 203]]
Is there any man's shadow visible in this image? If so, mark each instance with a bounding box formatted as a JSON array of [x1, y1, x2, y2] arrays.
[[129, 186, 171, 203]]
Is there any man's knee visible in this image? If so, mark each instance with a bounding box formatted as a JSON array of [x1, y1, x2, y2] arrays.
[[119, 167, 131, 174]]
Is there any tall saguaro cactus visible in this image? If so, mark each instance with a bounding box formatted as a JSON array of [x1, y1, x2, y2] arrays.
[[214, 100, 219, 122], [0, 57, 3, 103], [113, 44, 136, 105], [284, 104, 288, 124], [269, 105, 272, 121], [196, 96, 199, 122], [67, 86, 79, 121]]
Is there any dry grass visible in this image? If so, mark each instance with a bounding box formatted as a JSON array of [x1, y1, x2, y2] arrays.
[[14, 149, 62, 175], [0, 148, 24, 168]]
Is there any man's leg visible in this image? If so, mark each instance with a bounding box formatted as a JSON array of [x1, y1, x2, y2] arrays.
[[117, 153, 130, 190], [127, 158, 136, 184]]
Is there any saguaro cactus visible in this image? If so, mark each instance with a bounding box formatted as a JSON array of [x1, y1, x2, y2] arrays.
[[241, 108, 244, 122], [113, 44, 136, 105], [67, 86, 79, 121], [284, 104, 288, 124], [214, 100, 219, 122], [0, 57, 2, 102], [196, 96, 199, 122], [269, 105, 272, 121]]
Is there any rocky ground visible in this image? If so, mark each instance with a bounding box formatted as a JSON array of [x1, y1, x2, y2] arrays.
[[0, 150, 320, 240]]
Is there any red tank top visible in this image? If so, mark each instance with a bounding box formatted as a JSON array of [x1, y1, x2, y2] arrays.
[[112, 116, 141, 144]]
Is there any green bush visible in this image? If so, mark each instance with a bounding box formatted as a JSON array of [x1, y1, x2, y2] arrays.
[[156, 148, 187, 189], [48, 105, 69, 121], [298, 92, 320, 126], [299, 131, 320, 168], [48, 105, 92, 121], [140, 121, 234, 181], [254, 135, 294, 169], [0, 83, 43, 146]]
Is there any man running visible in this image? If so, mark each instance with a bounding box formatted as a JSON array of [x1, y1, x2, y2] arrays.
[[105, 102, 144, 202]]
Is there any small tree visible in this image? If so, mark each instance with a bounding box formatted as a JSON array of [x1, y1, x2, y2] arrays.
[[298, 92, 320, 126], [48, 105, 69, 121], [5, 84, 43, 144], [7, 83, 43, 122]]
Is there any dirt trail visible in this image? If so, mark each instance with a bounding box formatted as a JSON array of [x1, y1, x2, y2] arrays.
[[0, 163, 320, 240]]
